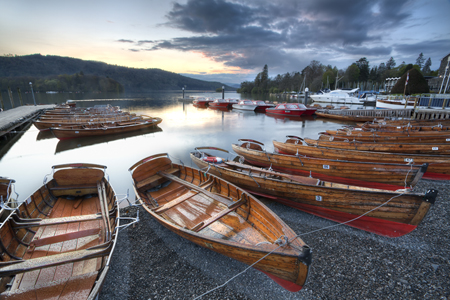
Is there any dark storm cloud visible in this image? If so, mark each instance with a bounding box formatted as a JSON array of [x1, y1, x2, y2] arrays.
[[394, 39, 450, 64], [121, 0, 417, 71]]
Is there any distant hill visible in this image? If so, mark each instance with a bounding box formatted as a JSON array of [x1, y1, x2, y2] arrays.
[[0, 54, 236, 92]]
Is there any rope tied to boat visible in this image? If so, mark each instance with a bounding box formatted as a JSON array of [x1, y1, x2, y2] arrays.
[[192, 234, 290, 300]]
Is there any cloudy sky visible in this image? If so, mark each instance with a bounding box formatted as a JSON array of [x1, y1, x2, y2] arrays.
[[1, 0, 449, 84]]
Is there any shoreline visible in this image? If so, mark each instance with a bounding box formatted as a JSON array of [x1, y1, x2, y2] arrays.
[[99, 179, 449, 299]]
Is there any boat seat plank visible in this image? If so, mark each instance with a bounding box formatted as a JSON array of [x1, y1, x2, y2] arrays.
[[49, 184, 97, 191], [11, 213, 103, 229], [136, 167, 180, 189], [162, 194, 223, 229], [158, 171, 233, 206], [0, 243, 111, 277], [154, 191, 198, 213], [1, 271, 98, 300], [30, 228, 101, 248], [152, 185, 187, 202], [193, 198, 247, 232]]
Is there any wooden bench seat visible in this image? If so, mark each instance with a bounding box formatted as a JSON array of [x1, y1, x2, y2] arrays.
[[192, 197, 247, 232], [0, 242, 111, 277], [11, 213, 103, 229], [0, 271, 99, 300], [136, 167, 180, 189]]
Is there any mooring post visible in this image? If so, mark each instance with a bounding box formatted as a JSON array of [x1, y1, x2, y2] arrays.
[[0, 92, 4, 111], [182, 87, 185, 99], [222, 86, 225, 99], [17, 87, 24, 106], [304, 88, 309, 105], [7, 87, 14, 108], [29, 82, 37, 106]]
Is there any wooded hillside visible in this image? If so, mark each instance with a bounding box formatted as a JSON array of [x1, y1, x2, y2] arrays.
[[0, 54, 235, 92]]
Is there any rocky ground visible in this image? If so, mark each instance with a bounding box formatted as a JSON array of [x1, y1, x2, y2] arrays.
[[99, 179, 449, 300]]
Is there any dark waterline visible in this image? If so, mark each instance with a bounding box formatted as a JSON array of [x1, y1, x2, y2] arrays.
[[0, 91, 359, 204]]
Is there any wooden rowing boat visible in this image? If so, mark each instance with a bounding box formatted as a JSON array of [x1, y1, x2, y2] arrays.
[[129, 153, 311, 292], [33, 114, 141, 131], [304, 137, 450, 155], [232, 139, 426, 190], [321, 129, 450, 143], [50, 117, 162, 140], [0, 164, 119, 299], [273, 137, 450, 180], [191, 147, 437, 237], [315, 110, 378, 122]]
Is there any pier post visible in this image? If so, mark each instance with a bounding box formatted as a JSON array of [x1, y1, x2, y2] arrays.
[[182, 87, 185, 99], [0, 93, 4, 111], [222, 86, 225, 99], [17, 87, 24, 106], [7, 87, 14, 108], [304, 88, 309, 105], [29, 82, 37, 106]]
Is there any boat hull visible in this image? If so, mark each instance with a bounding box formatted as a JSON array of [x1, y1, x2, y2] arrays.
[[0, 164, 119, 300], [232, 143, 426, 190], [273, 140, 450, 180], [129, 154, 311, 291], [304, 138, 450, 155], [50, 117, 162, 140], [191, 153, 435, 237]]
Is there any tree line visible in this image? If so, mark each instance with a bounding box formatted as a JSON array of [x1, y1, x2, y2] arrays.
[[238, 53, 436, 94], [0, 72, 124, 93], [0, 54, 236, 92]]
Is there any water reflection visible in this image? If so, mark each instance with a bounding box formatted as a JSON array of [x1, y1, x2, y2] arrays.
[[55, 126, 163, 154], [0, 92, 351, 206]]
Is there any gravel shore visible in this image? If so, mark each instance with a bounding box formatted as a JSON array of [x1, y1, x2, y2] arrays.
[[99, 179, 449, 300]]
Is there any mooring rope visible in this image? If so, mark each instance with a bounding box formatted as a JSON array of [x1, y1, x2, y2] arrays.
[[193, 236, 288, 300], [192, 161, 415, 299]]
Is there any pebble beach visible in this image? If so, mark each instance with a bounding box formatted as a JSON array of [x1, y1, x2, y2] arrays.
[[99, 179, 449, 300]]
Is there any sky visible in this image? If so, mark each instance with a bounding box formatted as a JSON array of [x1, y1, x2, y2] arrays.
[[1, 0, 450, 85]]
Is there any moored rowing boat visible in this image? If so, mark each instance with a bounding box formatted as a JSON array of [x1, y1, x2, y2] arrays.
[[129, 153, 311, 292], [273, 137, 450, 180], [0, 164, 120, 299], [50, 117, 162, 140], [191, 147, 437, 237], [232, 139, 427, 190]]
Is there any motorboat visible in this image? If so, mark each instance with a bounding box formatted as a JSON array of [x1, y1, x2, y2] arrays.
[[310, 88, 365, 104], [232, 100, 258, 111], [252, 100, 275, 112], [208, 98, 230, 109], [265, 103, 308, 117]]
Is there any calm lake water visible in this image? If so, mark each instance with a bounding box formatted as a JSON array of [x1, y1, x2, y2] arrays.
[[0, 91, 366, 205]]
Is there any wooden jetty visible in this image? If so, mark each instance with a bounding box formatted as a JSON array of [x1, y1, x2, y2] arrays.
[[0, 105, 55, 139]]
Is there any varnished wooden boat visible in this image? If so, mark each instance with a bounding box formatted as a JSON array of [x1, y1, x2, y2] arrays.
[[315, 110, 377, 122], [129, 153, 311, 292], [232, 139, 427, 190], [0, 164, 119, 299], [191, 147, 437, 237], [50, 117, 162, 140], [321, 129, 450, 143], [34, 114, 140, 131], [304, 137, 450, 155], [44, 104, 120, 116], [273, 137, 450, 180]]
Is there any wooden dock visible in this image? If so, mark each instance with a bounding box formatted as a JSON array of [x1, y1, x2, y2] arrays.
[[0, 105, 55, 138]]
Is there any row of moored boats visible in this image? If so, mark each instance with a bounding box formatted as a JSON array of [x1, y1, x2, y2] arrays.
[[33, 103, 162, 140], [193, 97, 317, 117], [1, 105, 448, 298]]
